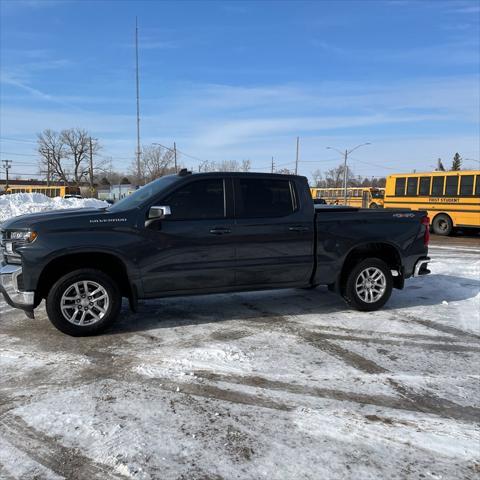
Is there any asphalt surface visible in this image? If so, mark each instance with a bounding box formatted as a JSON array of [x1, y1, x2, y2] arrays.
[[0, 234, 479, 479]]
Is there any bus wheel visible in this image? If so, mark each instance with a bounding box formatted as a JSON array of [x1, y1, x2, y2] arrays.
[[369, 202, 379, 209], [432, 214, 453, 236]]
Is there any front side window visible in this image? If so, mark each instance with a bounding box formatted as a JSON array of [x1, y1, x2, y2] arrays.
[[407, 177, 418, 196], [476, 176, 480, 196], [236, 178, 294, 218], [460, 175, 474, 196], [431, 176, 445, 196], [395, 177, 406, 196], [164, 179, 225, 220], [445, 176, 459, 196]]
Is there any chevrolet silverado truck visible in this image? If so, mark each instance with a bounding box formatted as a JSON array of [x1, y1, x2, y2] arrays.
[[0, 171, 430, 336]]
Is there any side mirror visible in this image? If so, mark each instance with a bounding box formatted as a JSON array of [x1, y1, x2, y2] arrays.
[[148, 205, 171, 220]]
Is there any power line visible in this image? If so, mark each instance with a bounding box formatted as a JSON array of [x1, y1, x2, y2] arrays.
[[348, 156, 398, 171], [0, 137, 37, 144], [0, 151, 38, 157]]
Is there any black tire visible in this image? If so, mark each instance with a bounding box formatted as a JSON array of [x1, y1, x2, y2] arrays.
[[369, 202, 378, 209], [46, 269, 121, 336], [432, 214, 453, 236], [343, 258, 393, 311]]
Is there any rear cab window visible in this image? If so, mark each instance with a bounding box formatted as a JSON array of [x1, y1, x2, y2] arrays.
[[235, 178, 296, 218]]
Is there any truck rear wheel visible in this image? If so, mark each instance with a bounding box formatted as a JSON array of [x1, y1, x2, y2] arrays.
[[343, 258, 392, 311], [46, 269, 121, 336], [432, 214, 452, 236]]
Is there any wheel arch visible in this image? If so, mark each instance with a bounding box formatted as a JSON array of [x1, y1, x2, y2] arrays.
[[36, 251, 133, 303], [339, 242, 403, 292]]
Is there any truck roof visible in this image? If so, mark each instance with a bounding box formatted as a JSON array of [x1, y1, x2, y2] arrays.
[[174, 170, 308, 181]]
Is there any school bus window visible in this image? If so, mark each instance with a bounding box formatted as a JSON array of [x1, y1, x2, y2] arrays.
[[419, 177, 431, 196], [432, 176, 444, 196], [445, 176, 459, 196], [475, 176, 480, 196], [395, 177, 406, 196], [460, 175, 474, 196], [407, 177, 418, 196]]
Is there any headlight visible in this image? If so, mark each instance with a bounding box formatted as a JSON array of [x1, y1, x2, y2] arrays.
[[10, 231, 38, 242], [1, 230, 37, 265]]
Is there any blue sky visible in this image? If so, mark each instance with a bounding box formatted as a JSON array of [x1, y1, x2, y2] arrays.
[[0, 0, 479, 181]]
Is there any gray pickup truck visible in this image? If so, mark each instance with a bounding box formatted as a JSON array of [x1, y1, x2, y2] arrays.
[[1, 171, 430, 336]]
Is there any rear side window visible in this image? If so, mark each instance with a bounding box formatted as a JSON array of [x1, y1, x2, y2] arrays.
[[406, 177, 418, 196], [419, 177, 431, 196], [395, 177, 406, 196], [164, 179, 225, 220], [460, 175, 474, 196], [445, 176, 459, 196], [476, 176, 480, 196], [431, 176, 445, 196], [236, 178, 294, 218]]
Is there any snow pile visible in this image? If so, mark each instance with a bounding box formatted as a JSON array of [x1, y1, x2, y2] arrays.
[[0, 193, 108, 224]]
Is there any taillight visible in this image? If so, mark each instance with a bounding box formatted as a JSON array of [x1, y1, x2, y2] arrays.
[[421, 216, 430, 246]]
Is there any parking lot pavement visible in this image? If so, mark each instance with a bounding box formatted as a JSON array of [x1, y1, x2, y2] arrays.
[[0, 238, 479, 479]]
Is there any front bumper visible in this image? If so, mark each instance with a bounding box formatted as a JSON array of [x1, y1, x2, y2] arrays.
[[0, 264, 35, 312]]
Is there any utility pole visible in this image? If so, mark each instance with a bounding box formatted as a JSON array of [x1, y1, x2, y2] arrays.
[[89, 137, 94, 196], [46, 151, 51, 187], [295, 137, 300, 175], [271, 156, 275, 173], [326, 143, 371, 206], [173, 142, 178, 173], [135, 16, 142, 184], [2, 159, 12, 189]]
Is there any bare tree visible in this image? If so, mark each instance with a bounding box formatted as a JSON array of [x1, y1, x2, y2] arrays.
[[198, 159, 219, 172], [37, 129, 68, 184], [323, 164, 355, 187], [198, 159, 252, 172], [130, 145, 177, 184], [37, 128, 103, 186], [61, 128, 102, 185], [311, 169, 323, 187], [276, 168, 294, 175], [241, 159, 251, 172]]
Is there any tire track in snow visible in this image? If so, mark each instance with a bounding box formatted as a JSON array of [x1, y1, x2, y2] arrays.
[[190, 370, 480, 423], [402, 314, 480, 341], [0, 414, 129, 480]]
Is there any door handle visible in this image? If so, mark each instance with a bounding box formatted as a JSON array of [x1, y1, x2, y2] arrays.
[[209, 227, 232, 235], [289, 225, 309, 232]]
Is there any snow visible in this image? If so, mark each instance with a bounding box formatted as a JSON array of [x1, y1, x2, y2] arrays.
[[0, 238, 479, 478], [0, 193, 108, 223]]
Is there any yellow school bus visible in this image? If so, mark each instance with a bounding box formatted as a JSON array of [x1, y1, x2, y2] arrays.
[[4, 185, 81, 198], [311, 187, 385, 208], [384, 170, 480, 235]]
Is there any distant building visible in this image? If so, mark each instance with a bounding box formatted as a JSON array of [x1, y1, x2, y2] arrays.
[[97, 184, 136, 202]]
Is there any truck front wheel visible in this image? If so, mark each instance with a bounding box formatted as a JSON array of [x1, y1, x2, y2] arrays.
[[46, 269, 121, 336], [343, 258, 393, 311]]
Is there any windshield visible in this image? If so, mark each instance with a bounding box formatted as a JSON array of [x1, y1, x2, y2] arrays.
[[371, 189, 384, 199], [108, 175, 179, 212]]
